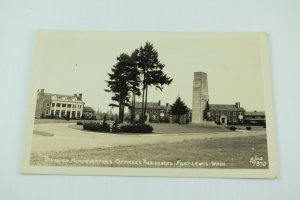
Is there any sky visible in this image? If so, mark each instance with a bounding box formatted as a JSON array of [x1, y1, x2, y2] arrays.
[[33, 30, 266, 113]]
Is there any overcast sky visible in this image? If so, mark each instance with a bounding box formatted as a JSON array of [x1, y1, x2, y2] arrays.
[[33, 31, 266, 113]]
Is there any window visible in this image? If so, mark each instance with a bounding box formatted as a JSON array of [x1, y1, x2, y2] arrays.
[[79, 105, 81, 109], [227, 112, 230, 116], [216, 117, 219, 122], [72, 105, 76, 108], [216, 111, 219, 115], [233, 118, 236, 122], [61, 110, 65, 116], [221, 112, 224, 115], [155, 110, 158, 114], [151, 110, 153, 113], [228, 118, 231, 122], [62, 104, 66, 107], [77, 111, 80, 118], [52, 103, 55, 107], [56, 103, 61, 107], [46, 103, 50, 107], [233, 112, 236, 116], [139, 109, 141, 113], [55, 110, 60, 116], [45, 110, 49, 114]]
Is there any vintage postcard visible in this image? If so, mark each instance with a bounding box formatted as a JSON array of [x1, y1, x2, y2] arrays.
[[20, 30, 278, 178]]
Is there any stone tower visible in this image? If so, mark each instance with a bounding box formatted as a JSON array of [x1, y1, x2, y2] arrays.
[[192, 72, 209, 123]]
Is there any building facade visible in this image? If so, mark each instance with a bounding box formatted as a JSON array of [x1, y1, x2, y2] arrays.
[[206, 102, 246, 125], [244, 111, 266, 126], [82, 106, 96, 119], [131, 101, 171, 122], [35, 89, 84, 119]]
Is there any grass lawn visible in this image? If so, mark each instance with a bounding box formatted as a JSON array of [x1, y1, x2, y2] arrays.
[[31, 134, 268, 169]]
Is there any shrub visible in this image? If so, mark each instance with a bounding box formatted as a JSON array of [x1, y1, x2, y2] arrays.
[[65, 115, 70, 121], [83, 122, 110, 132], [111, 120, 120, 133], [246, 126, 252, 130], [77, 121, 83, 125], [119, 123, 153, 133], [229, 126, 237, 131]]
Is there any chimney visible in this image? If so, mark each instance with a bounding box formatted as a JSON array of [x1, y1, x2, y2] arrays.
[[40, 89, 44, 95], [235, 102, 240, 108], [158, 100, 161, 106], [166, 103, 169, 107], [78, 93, 82, 100], [74, 94, 77, 97]]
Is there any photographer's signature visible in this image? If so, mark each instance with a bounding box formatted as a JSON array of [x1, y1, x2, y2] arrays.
[[249, 156, 267, 167]]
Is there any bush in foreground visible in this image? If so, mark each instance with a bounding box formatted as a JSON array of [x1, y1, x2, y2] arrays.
[[77, 121, 83, 125], [229, 126, 237, 131], [83, 122, 110, 132], [246, 126, 252, 130], [119, 123, 153, 134]]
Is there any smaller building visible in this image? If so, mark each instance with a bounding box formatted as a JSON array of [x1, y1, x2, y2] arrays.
[[82, 106, 96, 119], [206, 102, 245, 125], [169, 108, 192, 124], [244, 111, 266, 126], [131, 101, 171, 122]]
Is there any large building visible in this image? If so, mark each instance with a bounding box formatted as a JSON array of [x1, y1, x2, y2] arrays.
[[206, 102, 246, 125], [131, 101, 171, 122], [192, 72, 209, 123], [35, 89, 84, 119]]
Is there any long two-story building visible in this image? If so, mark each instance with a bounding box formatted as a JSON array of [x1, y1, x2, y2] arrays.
[[35, 89, 85, 119], [206, 102, 246, 125]]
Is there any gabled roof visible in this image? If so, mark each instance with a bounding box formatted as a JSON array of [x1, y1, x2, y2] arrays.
[[209, 104, 245, 112], [135, 102, 170, 110], [83, 106, 95, 112], [40, 93, 83, 102], [245, 111, 265, 116]]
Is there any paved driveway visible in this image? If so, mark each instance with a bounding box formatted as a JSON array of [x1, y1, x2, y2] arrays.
[[31, 123, 266, 153]]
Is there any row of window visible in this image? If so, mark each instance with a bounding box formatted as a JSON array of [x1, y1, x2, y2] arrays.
[[136, 109, 165, 114], [42, 102, 82, 109], [46, 110, 81, 117], [215, 117, 237, 122], [210, 111, 243, 116]]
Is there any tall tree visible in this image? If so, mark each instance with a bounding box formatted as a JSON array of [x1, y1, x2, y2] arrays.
[[105, 52, 140, 123], [137, 42, 173, 122], [170, 97, 189, 123]]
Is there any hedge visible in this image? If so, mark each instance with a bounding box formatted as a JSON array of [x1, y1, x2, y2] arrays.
[[119, 123, 153, 133], [77, 121, 84, 125], [83, 122, 110, 132]]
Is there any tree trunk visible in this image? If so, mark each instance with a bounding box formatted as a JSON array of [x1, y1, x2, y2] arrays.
[[131, 92, 135, 123], [144, 86, 148, 122], [118, 90, 122, 123]]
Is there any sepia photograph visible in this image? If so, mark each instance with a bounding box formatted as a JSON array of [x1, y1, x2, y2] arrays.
[[20, 31, 277, 178]]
